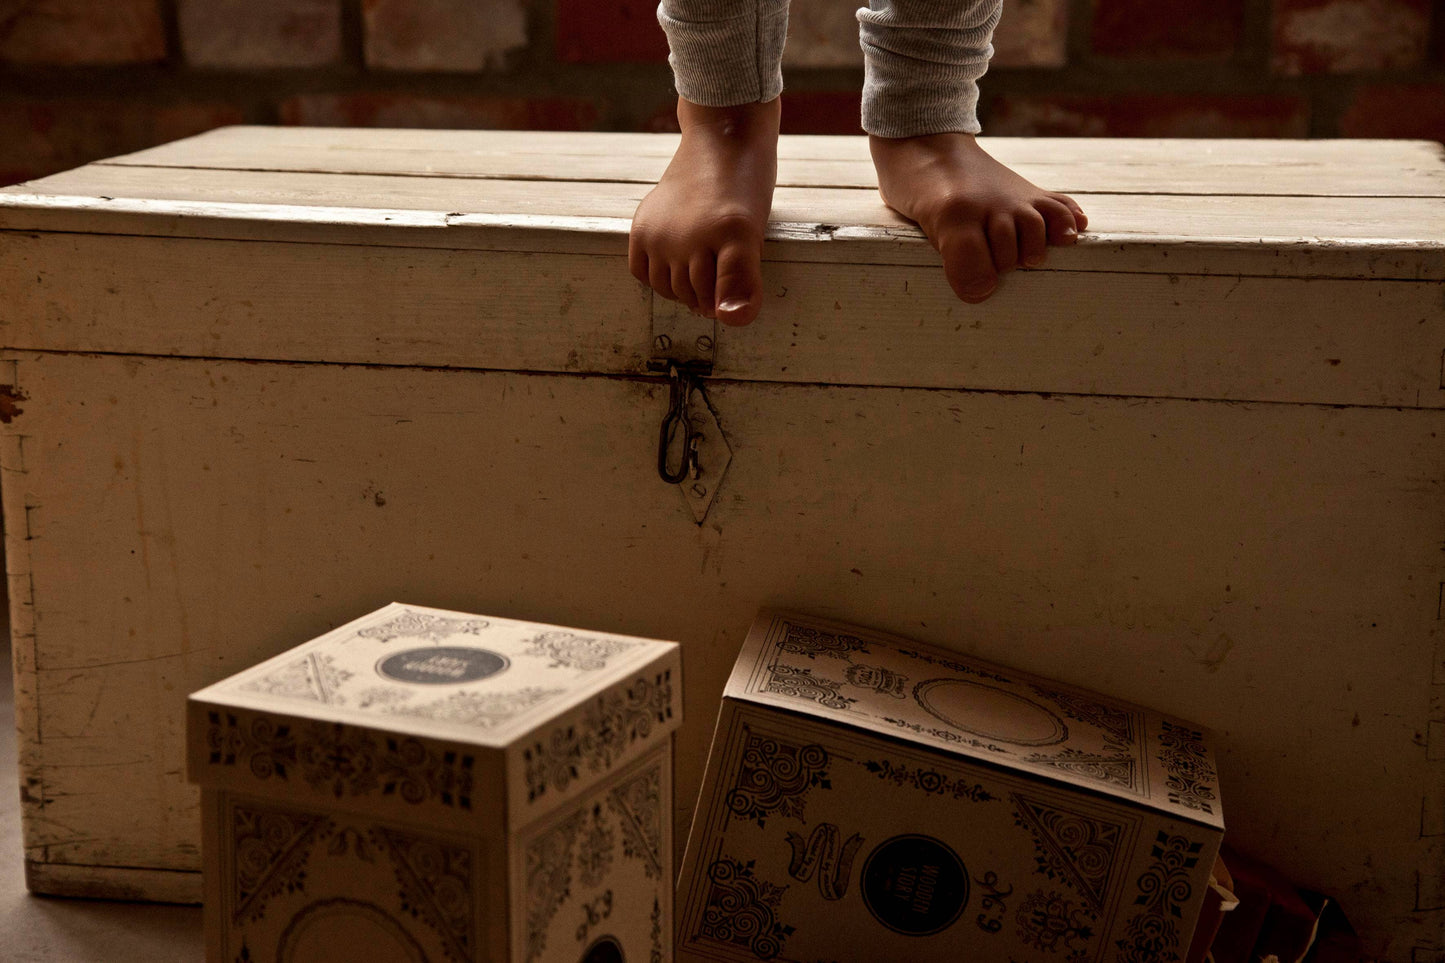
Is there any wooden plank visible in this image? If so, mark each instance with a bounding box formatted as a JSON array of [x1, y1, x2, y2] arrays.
[[24, 861, 202, 903], [98, 127, 1445, 197], [4, 231, 1441, 408], [15, 164, 1445, 240], [6, 349, 1441, 954], [3, 198, 1441, 282], [0, 232, 651, 375], [3, 166, 1443, 284], [112, 125, 1445, 174]]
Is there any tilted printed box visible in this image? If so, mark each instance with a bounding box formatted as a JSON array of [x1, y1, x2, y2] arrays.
[[187, 603, 681, 963], [677, 612, 1224, 963]]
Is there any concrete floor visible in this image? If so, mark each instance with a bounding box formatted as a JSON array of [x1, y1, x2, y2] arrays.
[[1, 616, 204, 961]]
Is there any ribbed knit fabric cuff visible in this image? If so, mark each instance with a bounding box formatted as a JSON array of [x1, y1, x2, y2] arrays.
[[857, 0, 1000, 137], [658, 0, 788, 107]]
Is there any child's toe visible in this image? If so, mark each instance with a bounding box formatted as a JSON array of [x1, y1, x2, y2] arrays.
[[715, 240, 763, 326], [672, 263, 699, 312], [1034, 198, 1079, 246], [1016, 207, 1048, 267], [649, 257, 678, 301], [940, 227, 998, 303], [690, 254, 717, 319], [986, 212, 1019, 274], [1049, 192, 1088, 231]]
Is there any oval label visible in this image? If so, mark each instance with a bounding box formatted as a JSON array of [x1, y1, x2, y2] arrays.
[[376, 646, 509, 685], [914, 678, 1068, 746], [861, 834, 969, 936]]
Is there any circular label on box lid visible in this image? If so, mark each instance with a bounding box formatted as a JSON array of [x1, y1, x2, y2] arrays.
[[376, 646, 509, 685]]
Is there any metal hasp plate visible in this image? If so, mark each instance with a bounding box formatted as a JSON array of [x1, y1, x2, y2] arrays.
[[648, 297, 731, 524]]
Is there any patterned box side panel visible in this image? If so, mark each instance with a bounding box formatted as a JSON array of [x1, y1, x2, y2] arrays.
[[208, 788, 491, 963], [676, 704, 1221, 963], [507, 656, 681, 822], [514, 742, 672, 963], [188, 700, 505, 833]]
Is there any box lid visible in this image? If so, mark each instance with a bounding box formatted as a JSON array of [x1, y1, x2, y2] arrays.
[[2, 129, 1443, 410], [725, 610, 1224, 830], [188, 602, 681, 825]]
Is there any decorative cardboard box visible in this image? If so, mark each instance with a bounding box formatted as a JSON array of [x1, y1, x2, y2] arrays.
[[188, 603, 681, 963], [677, 611, 1223, 962]]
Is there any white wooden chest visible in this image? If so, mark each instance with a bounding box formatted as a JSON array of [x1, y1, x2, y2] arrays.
[[676, 610, 1223, 962], [0, 128, 1442, 959], [188, 602, 681, 963]]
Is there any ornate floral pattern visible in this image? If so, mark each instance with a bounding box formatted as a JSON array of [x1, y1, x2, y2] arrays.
[[763, 663, 856, 711], [523, 671, 674, 803], [693, 857, 794, 961], [355, 611, 490, 643], [880, 716, 1010, 755], [230, 802, 330, 924], [862, 758, 996, 803], [1033, 686, 1138, 752], [1114, 831, 1203, 963], [895, 648, 1013, 685], [525, 810, 586, 963], [1012, 794, 1129, 912], [609, 764, 663, 880], [1023, 748, 1140, 793], [240, 652, 353, 705], [521, 630, 639, 671], [373, 827, 475, 963], [1015, 890, 1097, 952], [725, 729, 831, 828], [1157, 722, 1218, 815], [206, 711, 475, 810], [775, 622, 871, 660], [386, 686, 565, 730], [577, 805, 616, 889], [650, 897, 664, 963]]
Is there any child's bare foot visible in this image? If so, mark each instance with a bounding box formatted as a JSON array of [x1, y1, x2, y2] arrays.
[[869, 132, 1088, 303], [630, 97, 780, 326]]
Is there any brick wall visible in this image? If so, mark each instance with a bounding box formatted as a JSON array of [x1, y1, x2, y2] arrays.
[[0, 0, 1441, 185]]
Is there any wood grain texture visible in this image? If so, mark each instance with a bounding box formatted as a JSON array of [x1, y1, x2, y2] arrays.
[[103, 126, 1445, 197], [2, 231, 1442, 409], [3, 152, 1443, 281], [4, 351, 1441, 956]]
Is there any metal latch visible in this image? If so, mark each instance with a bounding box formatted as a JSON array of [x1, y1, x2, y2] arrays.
[[648, 300, 731, 524]]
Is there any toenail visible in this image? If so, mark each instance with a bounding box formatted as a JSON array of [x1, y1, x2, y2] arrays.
[[719, 298, 749, 312]]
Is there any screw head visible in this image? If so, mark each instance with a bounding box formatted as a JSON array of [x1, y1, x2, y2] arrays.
[[653, 334, 672, 352], [695, 335, 714, 353], [690, 482, 708, 498]]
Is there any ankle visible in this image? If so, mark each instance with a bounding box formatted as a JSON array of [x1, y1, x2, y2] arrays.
[[677, 97, 781, 141]]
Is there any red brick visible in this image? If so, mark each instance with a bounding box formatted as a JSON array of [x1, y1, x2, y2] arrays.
[[0, 0, 166, 65], [1090, 0, 1245, 59], [0, 101, 244, 180], [280, 93, 600, 130], [556, 0, 668, 63], [780, 91, 862, 135], [363, 0, 527, 71], [992, 0, 1069, 68], [1339, 84, 1445, 141], [1271, 0, 1431, 74], [986, 94, 1310, 137], [178, 0, 341, 69]]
